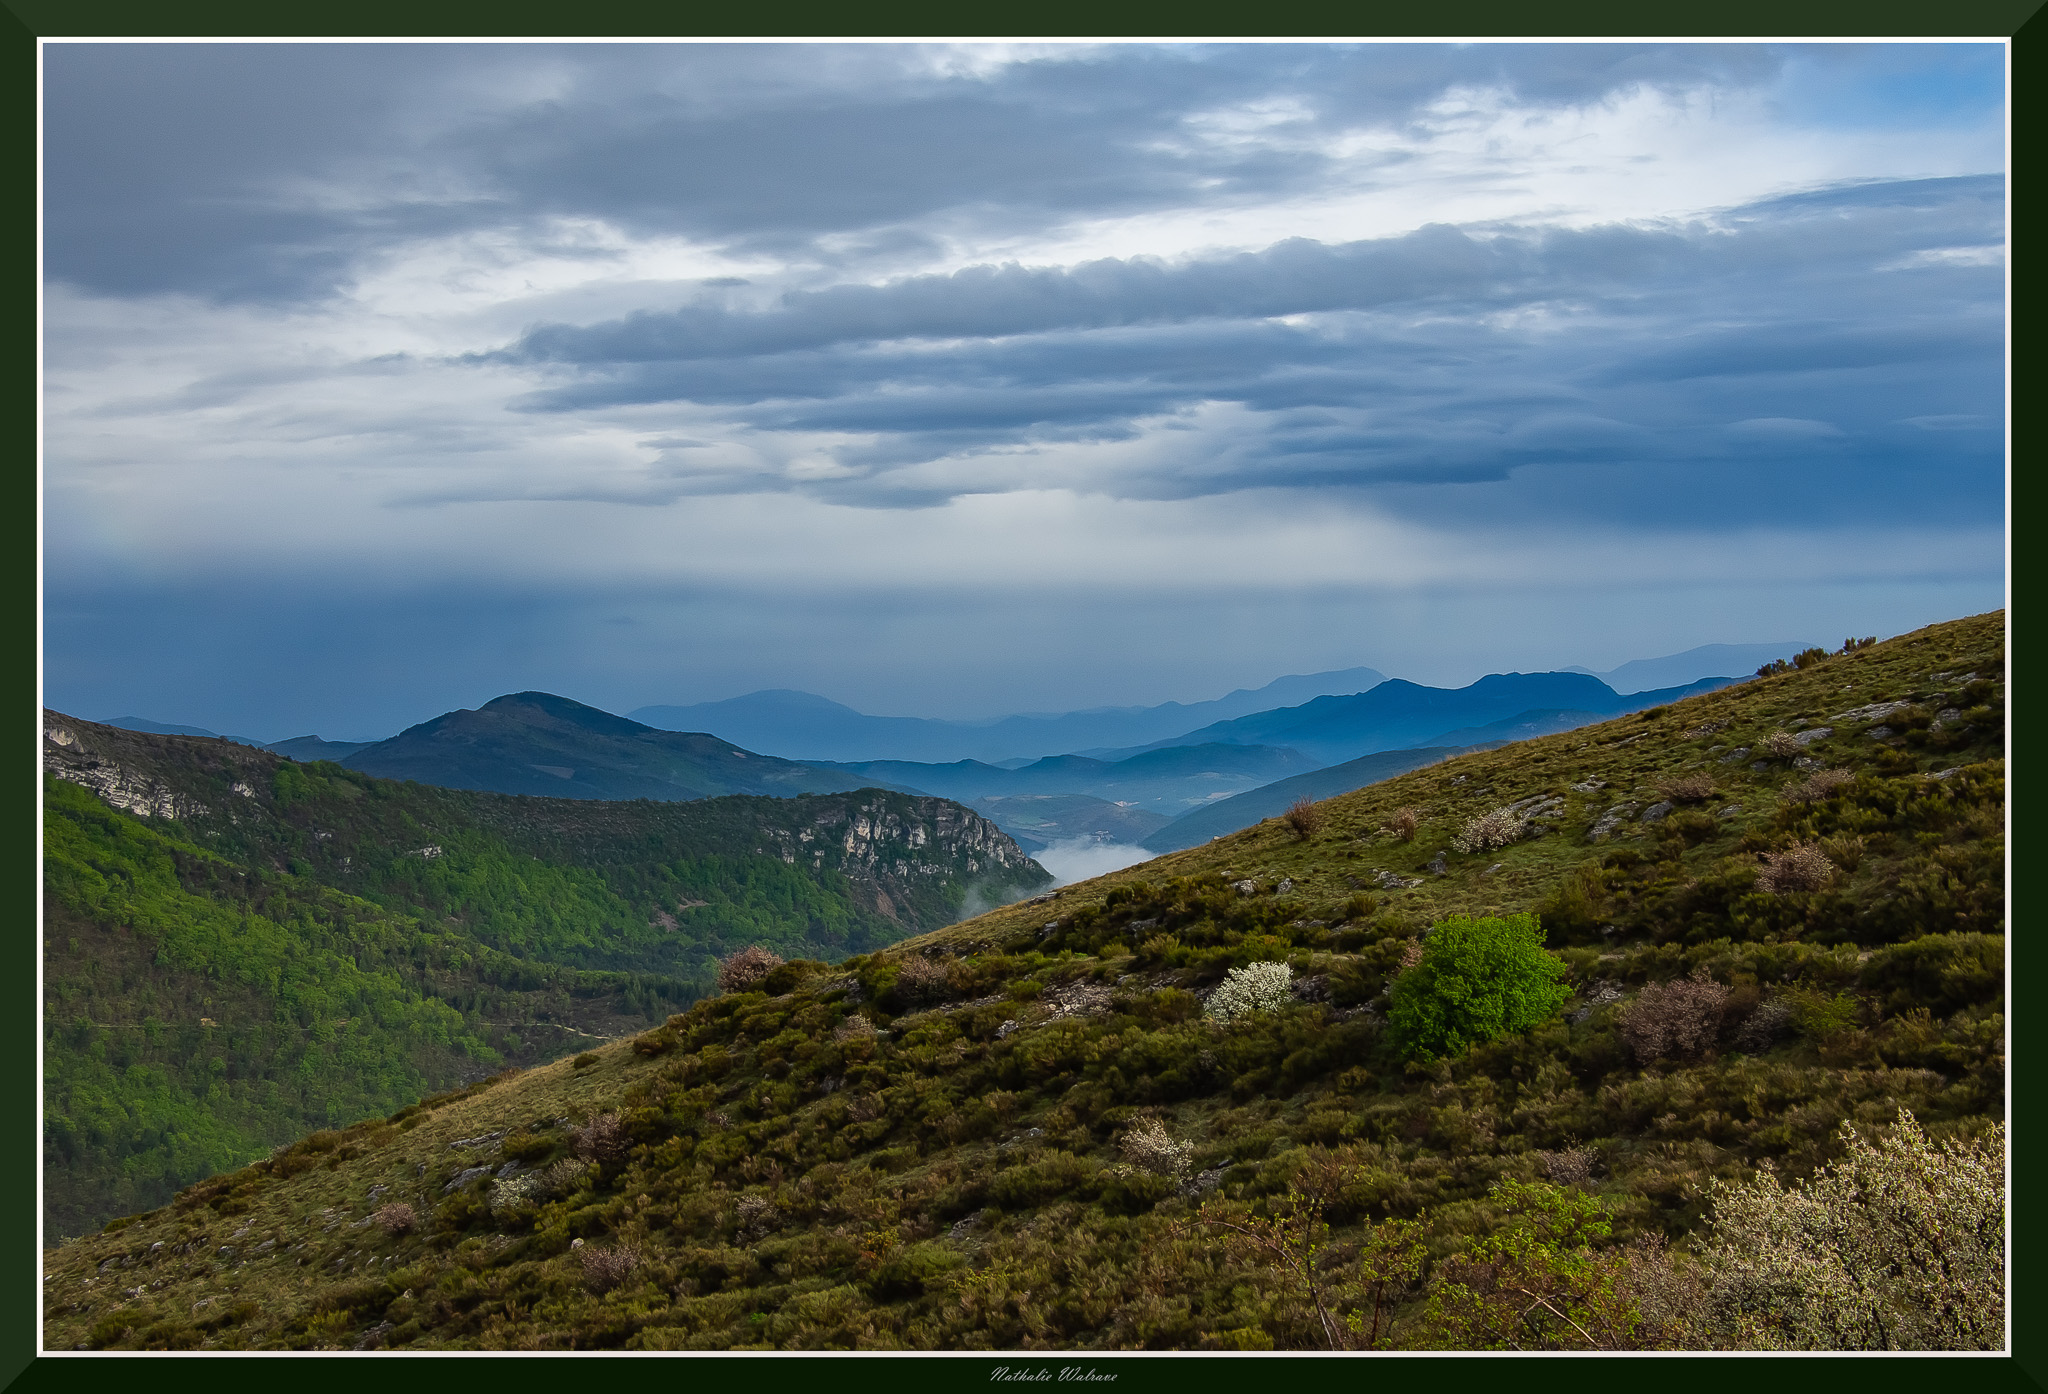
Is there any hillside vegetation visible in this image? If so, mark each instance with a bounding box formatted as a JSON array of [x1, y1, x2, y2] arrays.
[[43, 716, 1047, 1239], [42, 612, 2004, 1351]]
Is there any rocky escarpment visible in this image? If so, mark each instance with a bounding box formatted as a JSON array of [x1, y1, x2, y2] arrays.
[[43, 712, 267, 822]]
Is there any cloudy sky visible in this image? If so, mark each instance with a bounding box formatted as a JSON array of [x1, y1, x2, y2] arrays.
[[41, 42, 2006, 740]]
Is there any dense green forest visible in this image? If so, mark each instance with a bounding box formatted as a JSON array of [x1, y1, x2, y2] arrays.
[[42, 721, 1047, 1239], [42, 613, 2005, 1350], [43, 777, 693, 1237]]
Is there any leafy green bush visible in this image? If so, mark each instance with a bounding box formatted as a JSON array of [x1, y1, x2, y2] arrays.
[[1859, 934, 2002, 1016], [1416, 1178, 1648, 1350], [1387, 915, 1570, 1061], [871, 1240, 967, 1298]]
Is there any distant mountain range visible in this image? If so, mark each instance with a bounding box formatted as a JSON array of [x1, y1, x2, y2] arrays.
[[97, 716, 270, 746], [627, 667, 1388, 764], [1139, 744, 1489, 853], [98, 719, 375, 764], [1113, 673, 1733, 767], [94, 639, 1800, 771], [265, 735, 373, 762], [1564, 641, 1813, 693], [811, 741, 1325, 819], [93, 666, 1747, 857]]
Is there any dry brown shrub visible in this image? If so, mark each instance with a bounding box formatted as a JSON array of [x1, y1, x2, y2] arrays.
[[1759, 730, 1803, 759], [1620, 967, 1730, 1063], [541, 1157, 592, 1191], [892, 955, 951, 1006], [1658, 774, 1718, 804], [1618, 1233, 1710, 1347], [1780, 769, 1855, 805], [372, 1202, 417, 1235], [833, 1013, 878, 1042], [716, 945, 784, 993], [1282, 797, 1327, 840], [1757, 843, 1837, 894], [578, 1243, 639, 1293], [1538, 1145, 1599, 1186], [1397, 940, 1424, 974], [1382, 807, 1421, 841], [733, 1194, 778, 1232], [572, 1110, 631, 1163]]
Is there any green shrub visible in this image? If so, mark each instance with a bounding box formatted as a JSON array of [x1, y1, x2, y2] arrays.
[[1859, 934, 2003, 1016], [871, 1240, 967, 1298], [988, 1152, 1092, 1208], [1387, 915, 1570, 1061], [501, 1131, 560, 1165], [1536, 866, 1610, 943]]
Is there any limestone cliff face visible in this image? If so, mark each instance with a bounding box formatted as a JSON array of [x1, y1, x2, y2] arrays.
[[765, 794, 1043, 922], [43, 711, 267, 823]]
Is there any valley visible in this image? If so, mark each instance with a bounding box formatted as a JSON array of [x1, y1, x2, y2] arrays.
[[39, 611, 2006, 1351], [41, 715, 1048, 1239]]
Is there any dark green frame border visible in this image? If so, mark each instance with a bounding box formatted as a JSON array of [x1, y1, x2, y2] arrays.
[[5, 5, 2032, 1390]]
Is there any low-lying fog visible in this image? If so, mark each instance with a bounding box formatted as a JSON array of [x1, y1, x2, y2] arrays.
[[1031, 838, 1158, 888]]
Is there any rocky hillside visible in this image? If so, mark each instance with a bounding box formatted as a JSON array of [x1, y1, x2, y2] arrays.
[[41, 612, 2004, 1351], [42, 715, 1047, 1239]]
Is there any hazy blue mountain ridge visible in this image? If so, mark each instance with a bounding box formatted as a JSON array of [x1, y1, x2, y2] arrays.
[[627, 666, 1387, 763], [1570, 641, 1816, 693], [1140, 743, 1490, 853], [1116, 673, 1736, 766], [1414, 708, 1611, 749], [816, 742, 1324, 817], [266, 735, 373, 762], [100, 716, 267, 746]]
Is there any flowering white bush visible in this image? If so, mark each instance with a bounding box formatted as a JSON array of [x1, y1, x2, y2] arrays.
[[1697, 1110, 2005, 1349], [1119, 1118, 1195, 1177], [1451, 807, 1527, 854], [488, 1157, 591, 1214], [1205, 961, 1293, 1022]]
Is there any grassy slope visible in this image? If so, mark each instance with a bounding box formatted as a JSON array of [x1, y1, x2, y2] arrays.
[[43, 720, 1049, 1240], [41, 612, 2004, 1351], [1139, 743, 1480, 852], [929, 612, 2002, 954]]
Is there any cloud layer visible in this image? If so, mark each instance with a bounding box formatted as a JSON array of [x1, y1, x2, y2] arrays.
[[40, 43, 2007, 737]]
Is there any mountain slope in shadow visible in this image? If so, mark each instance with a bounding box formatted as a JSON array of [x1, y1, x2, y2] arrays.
[[341, 692, 880, 802]]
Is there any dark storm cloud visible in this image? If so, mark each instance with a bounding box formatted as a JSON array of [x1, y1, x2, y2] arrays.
[[505, 174, 2002, 371], [503, 225, 1554, 365], [44, 42, 1792, 303], [491, 176, 2003, 510]]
